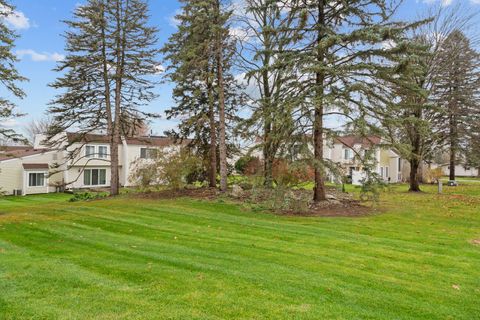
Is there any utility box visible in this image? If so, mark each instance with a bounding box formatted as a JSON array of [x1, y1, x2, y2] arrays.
[[447, 180, 458, 187]]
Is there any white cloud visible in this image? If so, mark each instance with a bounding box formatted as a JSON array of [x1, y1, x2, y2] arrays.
[[422, 0, 480, 7], [0, 4, 30, 29], [16, 49, 65, 62], [422, 0, 452, 6]]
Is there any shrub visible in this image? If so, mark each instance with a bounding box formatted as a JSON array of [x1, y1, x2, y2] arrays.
[[235, 156, 262, 175], [69, 192, 107, 202], [359, 174, 386, 202], [129, 148, 205, 190], [272, 159, 313, 188], [425, 167, 443, 183]]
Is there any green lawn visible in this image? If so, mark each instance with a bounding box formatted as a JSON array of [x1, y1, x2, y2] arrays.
[[0, 184, 479, 319]]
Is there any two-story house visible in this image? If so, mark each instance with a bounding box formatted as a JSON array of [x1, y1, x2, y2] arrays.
[[328, 136, 401, 185], [0, 132, 183, 195]]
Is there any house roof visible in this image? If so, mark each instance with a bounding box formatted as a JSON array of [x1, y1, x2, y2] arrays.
[[66, 132, 188, 147], [23, 163, 49, 169], [0, 147, 51, 162], [334, 135, 381, 148]]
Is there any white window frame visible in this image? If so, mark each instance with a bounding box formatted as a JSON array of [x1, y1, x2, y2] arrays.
[[380, 166, 384, 178], [140, 147, 157, 159], [83, 168, 107, 186], [28, 171, 46, 187], [344, 148, 353, 160], [98, 145, 108, 158], [385, 166, 389, 179], [85, 145, 95, 158]]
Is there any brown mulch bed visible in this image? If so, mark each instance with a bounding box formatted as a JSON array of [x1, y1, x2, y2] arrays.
[[283, 200, 374, 217], [132, 187, 219, 200], [130, 186, 376, 217]]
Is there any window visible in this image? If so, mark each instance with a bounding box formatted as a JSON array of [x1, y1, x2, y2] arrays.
[[28, 173, 45, 187], [140, 148, 157, 159], [398, 158, 402, 171], [98, 146, 108, 158], [380, 167, 384, 178], [385, 166, 389, 179], [84, 169, 106, 186], [86, 145, 95, 158], [344, 149, 353, 160]]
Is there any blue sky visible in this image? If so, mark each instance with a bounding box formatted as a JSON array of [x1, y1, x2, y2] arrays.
[[2, 0, 480, 136]]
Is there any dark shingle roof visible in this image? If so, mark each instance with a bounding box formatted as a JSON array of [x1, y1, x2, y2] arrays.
[[66, 132, 189, 147], [335, 136, 381, 148], [0, 147, 51, 162]]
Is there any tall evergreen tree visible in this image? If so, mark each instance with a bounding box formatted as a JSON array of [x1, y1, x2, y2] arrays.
[[0, 0, 27, 142], [432, 30, 480, 181], [375, 35, 437, 192], [375, 6, 479, 191], [162, 0, 217, 187], [162, 0, 241, 190], [286, 0, 417, 201], [48, 0, 159, 195]]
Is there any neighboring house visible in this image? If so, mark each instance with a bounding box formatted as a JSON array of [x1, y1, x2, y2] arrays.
[[0, 146, 63, 195], [250, 135, 402, 185], [0, 132, 183, 195], [430, 163, 479, 177], [325, 136, 401, 185]]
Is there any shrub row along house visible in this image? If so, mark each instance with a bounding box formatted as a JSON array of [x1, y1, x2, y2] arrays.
[[0, 133, 181, 195]]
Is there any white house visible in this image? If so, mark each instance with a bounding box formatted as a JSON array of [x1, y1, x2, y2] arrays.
[[251, 135, 402, 185], [325, 136, 401, 185], [0, 132, 184, 195]]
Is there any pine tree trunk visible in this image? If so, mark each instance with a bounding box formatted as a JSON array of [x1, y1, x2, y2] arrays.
[[263, 129, 274, 188], [449, 149, 456, 181], [449, 114, 457, 181], [409, 158, 421, 192], [313, 0, 327, 202], [262, 54, 273, 188], [216, 0, 227, 193], [207, 80, 217, 188], [110, 0, 125, 197], [110, 136, 120, 195]]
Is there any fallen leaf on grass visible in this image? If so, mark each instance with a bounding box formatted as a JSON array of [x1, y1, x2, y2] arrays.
[[471, 239, 480, 246], [452, 284, 460, 290]]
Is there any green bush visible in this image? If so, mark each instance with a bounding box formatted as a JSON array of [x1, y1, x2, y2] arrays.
[[129, 148, 205, 190], [235, 156, 261, 175], [69, 192, 107, 202]]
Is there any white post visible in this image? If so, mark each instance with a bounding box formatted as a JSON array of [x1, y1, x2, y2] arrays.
[[46, 170, 50, 194], [22, 171, 27, 196]]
